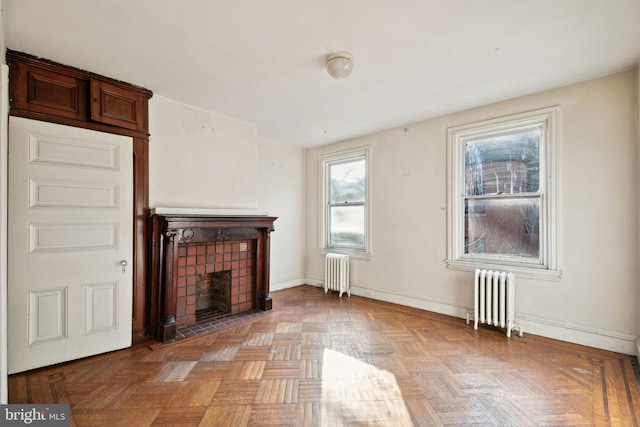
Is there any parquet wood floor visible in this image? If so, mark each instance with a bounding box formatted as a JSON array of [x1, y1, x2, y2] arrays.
[[9, 285, 640, 426]]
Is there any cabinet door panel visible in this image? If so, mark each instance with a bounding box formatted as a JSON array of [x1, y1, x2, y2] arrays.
[[10, 62, 88, 120], [90, 79, 146, 131]]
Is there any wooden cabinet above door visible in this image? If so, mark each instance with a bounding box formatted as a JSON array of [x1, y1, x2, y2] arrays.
[[7, 50, 150, 132]]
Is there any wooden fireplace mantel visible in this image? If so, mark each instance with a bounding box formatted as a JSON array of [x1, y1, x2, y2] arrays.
[[149, 213, 277, 342]]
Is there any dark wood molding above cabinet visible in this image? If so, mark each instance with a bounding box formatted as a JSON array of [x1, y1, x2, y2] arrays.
[[7, 50, 151, 133], [6, 49, 153, 342]]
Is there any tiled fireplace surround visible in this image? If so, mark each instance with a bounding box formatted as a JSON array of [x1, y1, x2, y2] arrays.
[[149, 213, 277, 342], [176, 239, 256, 327]]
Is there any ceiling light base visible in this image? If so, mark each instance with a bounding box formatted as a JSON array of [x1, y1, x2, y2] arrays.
[[326, 52, 353, 80]]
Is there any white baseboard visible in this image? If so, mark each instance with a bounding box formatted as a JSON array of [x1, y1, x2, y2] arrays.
[[350, 285, 469, 319], [515, 314, 637, 355], [304, 275, 324, 288], [270, 274, 307, 291], [305, 279, 469, 318], [303, 278, 638, 356]]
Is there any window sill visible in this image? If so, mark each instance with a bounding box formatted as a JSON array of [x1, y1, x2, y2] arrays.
[[446, 259, 562, 282], [320, 248, 372, 261]]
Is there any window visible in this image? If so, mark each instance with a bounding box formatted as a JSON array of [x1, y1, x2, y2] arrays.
[[447, 107, 560, 280], [321, 147, 370, 255]]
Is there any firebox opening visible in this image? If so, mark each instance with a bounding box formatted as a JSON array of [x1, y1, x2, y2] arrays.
[[196, 270, 231, 320]]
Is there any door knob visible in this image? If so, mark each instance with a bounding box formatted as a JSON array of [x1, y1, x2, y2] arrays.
[[120, 260, 128, 273]]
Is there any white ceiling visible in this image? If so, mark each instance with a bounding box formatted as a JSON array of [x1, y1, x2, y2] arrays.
[[5, 1, 640, 148]]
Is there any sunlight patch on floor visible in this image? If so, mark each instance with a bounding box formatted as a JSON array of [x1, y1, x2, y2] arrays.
[[321, 348, 413, 425]]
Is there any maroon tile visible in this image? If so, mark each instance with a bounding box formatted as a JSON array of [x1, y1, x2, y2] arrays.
[[176, 304, 186, 318]]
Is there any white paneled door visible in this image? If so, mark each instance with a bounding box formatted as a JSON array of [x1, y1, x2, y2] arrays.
[[8, 117, 133, 374]]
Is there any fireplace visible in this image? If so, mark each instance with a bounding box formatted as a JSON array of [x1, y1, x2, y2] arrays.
[[196, 270, 231, 313], [176, 239, 256, 327], [149, 211, 277, 342]]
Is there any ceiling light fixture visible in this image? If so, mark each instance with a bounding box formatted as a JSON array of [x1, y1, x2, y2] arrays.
[[326, 52, 353, 80]]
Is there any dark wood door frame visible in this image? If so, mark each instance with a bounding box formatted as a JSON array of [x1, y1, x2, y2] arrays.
[[6, 50, 152, 341]]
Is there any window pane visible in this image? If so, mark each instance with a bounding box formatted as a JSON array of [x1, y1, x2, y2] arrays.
[[465, 198, 539, 258], [329, 159, 365, 203], [330, 205, 364, 247], [465, 131, 540, 196]]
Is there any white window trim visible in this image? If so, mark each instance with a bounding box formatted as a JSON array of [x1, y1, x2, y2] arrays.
[[319, 146, 372, 259], [446, 107, 562, 281]]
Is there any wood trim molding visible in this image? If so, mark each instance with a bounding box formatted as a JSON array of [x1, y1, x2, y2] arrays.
[[6, 50, 153, 341]]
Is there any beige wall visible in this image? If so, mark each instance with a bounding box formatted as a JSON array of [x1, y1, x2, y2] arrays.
[[306, 70, 639, 354], [258, 137, 306, 290], [149, 95, 258, 210], [149, 95, 306, 290]]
